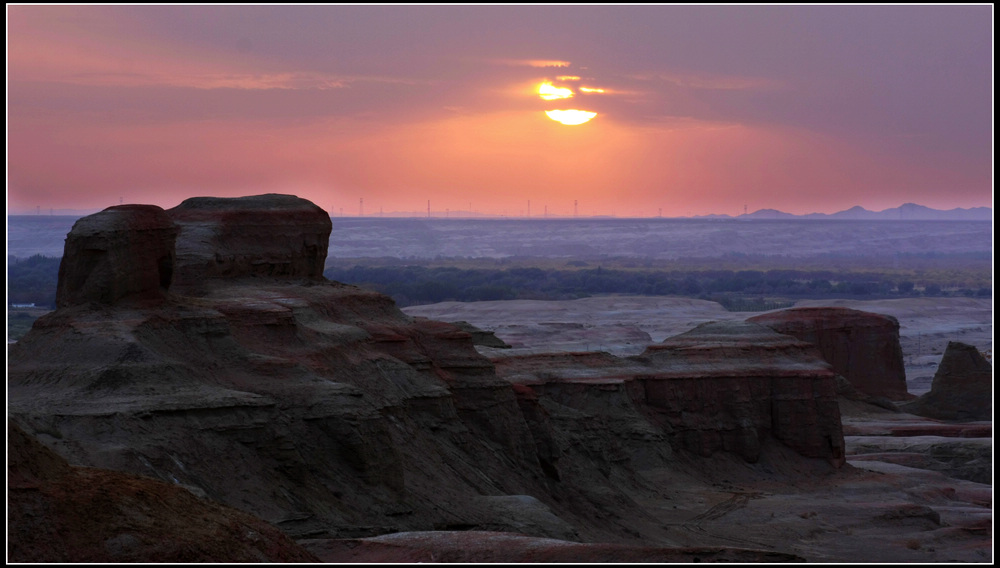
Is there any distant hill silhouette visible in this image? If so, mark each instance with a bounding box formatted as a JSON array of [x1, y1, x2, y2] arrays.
[[731, 203, 992, 221]]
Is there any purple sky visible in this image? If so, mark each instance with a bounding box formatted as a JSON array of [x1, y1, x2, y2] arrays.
[[7, 5, 993, 216]]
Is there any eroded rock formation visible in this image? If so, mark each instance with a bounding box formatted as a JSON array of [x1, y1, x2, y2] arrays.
[[56, 204, 178, 308], [168, 194, 331, 290], [644, 321, 846, 464], [899, 341, 992, 422], [496, 322, 846, 468], [12, 195, 646, 546], [13, 193, 973, 563], [748, 307, 909, 400]]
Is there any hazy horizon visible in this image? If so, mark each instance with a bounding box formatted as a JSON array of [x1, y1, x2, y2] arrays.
[[8, 5, 993, 217], [5, 200, 993, 220]]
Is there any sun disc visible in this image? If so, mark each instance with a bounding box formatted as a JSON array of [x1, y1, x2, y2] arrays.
[[544, 109, 597, 125]]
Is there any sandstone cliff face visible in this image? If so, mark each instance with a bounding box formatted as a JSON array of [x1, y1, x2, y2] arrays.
[[11, 195, 623, 544], [899, 341, 992, 422], [642, 322, 845, 465], [9, 194, 853, 557], [11, 266, 548, 541], [56, 205, 178, 308], [748, 307, 909, 400], [168, 194, 331, 291], [496, 322, 846, 469]]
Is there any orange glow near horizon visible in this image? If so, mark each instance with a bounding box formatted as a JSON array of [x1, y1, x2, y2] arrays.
[[6, 8, 992, 217], [538, 82, 574, 100], [544, 109, 597, 125]]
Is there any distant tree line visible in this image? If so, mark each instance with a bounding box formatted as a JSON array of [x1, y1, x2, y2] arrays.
[[6, 255, 991, 310], [323, 264, 992, 308], [7, 255, 60, 308]]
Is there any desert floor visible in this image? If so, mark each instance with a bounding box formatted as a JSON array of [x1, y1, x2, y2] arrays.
[[405, 296, 993, 396]]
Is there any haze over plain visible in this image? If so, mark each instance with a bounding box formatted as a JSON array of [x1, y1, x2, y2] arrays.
[[6, 5, 992, 217]]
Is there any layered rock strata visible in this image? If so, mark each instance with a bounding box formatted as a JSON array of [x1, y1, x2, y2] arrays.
[[749, 307, 909, 400], [56, 204, 178, 308], [168, 194, 331, 290], [496, 322, 846, 468], [11, 195, 639, 544], [10, 194, 854, 558]]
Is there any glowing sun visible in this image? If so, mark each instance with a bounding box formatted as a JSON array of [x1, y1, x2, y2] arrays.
[[544, 109, 597, 125]]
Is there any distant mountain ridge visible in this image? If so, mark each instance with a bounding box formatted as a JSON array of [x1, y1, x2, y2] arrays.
[[8, 203, 991, 222], [733, 203, 992, 221]]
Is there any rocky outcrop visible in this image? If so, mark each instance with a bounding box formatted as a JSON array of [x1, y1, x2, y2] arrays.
[[168, 194, 331, 290], [748, 307, 909, 400], [899, 342, 992, 421], [833, 375, 900, 412], [16, 193, 972, 562], [7, 421, 317, 563], [497, 322, 846, 469], [643, 322, 846, 465], [846, 436, 992, 484], [56, 204, 178, 308], [10, 196, 665, 546], [9, 281, 554, 540], [449, 320, 512, 348], [53, 194, 330, 307]]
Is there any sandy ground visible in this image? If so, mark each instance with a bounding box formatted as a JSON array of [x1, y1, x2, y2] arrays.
[[404, 296, 992, 396]]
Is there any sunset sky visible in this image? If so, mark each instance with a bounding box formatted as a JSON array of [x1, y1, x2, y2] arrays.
[[7, 5, 993, 217]]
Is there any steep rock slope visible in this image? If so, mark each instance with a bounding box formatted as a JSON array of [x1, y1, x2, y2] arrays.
[[496, 321, 845, 472], [7, 421, 317, 563], [10, 196, 553, 541], [56, 204, 178, 308], [10, 194, 898, 559], [169, 193, 331, 290], [749, 307, 909, 400]]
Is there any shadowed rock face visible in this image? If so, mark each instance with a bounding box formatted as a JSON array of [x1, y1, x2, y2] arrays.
[[748, 307, 909, 400], [168, 194, 331, 290], [14, 194, 946, 562], [7, 421, 317, 563], [899, 342, 992, 422], [643, 321, 845, 465], [11, 195, 621, 546], [56, 205, 178, 308], [496, 321, 846, 468]]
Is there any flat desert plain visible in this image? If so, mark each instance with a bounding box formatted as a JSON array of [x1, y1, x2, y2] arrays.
[[404, 296, 992, 396]]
